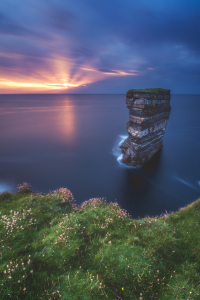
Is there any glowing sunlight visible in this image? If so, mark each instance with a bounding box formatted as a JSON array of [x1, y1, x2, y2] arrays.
[[0, 54, 140, 94]]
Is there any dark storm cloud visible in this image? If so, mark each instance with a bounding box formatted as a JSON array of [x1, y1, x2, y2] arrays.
[[0, 0, 200, 92]]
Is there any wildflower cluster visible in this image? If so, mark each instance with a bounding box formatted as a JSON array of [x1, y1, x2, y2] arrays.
[[0, 185, 200, 299], [49, 290, 61, 299], [17, 182, 31, 191], [79, 197, 106, 209], [110, 201, 131, 218], [1, 256, 33, 297], [1, 209, 36, 238], [52, 187, 74, 203]]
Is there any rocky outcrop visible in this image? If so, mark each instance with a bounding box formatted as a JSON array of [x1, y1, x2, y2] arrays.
[[120, 88, 171, 166]]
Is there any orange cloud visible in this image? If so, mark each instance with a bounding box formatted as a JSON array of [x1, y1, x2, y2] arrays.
[[0, 54, 140, 93]]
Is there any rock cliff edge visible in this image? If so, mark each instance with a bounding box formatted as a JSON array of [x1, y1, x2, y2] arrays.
[[120, 88, 171, 166]]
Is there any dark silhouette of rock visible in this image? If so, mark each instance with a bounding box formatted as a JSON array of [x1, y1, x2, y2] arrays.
[[120, 88, 171, 166]]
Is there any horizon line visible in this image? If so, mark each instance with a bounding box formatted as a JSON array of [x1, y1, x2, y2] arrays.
[[0, 93, 200, 95]]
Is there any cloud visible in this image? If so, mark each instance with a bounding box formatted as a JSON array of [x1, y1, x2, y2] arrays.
[[0, 0, 199, 93], [44, 6, 77, 32], [98, 69, 118, 74], [0, 12, 31, 36]]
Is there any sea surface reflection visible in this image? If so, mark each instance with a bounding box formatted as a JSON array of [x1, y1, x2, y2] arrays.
[[0, 94, 200, 219]]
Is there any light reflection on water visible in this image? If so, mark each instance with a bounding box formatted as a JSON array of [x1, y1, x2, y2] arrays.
[[0, 94, 200, 219], [56, 102, 75, 141]]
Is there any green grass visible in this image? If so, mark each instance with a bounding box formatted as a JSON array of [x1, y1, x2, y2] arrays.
[[127, 88, 170, 97], [0, 187, 200, 299]]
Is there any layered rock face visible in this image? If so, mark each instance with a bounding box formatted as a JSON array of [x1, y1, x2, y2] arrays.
[[120, 88, 171, 166]]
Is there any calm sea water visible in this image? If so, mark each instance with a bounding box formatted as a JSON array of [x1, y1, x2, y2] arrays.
[[0, 94, 200, 219]]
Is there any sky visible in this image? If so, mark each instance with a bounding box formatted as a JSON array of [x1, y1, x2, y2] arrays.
[[0, 0, 200, 94]]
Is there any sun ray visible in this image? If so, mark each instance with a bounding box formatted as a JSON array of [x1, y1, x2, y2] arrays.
[[0, 54, 140, 93]]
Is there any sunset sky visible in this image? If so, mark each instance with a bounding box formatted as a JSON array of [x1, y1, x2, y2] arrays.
[[0, 0, 200, 94]]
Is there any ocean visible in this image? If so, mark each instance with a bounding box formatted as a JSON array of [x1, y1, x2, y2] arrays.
[[0, 94, 200, 219]]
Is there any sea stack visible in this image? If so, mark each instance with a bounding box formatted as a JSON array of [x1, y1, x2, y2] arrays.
[[120, 88, 171, 166]]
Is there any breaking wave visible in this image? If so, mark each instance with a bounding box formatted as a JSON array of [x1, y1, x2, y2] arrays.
[[112, 135, 141, 169], [112, 135, 129, 167]]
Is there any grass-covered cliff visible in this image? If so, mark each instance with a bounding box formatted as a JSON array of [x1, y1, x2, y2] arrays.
[[0, 185, 200, 299], [126, 88, 170, 98]]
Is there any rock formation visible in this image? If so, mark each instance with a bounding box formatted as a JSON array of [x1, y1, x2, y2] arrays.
[[120, 88, 171, 166]]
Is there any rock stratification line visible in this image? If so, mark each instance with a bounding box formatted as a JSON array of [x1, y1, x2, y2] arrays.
[[120, 88, 171, 166]]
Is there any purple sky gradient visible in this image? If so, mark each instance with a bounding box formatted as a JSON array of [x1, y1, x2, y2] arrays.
[[0, 0, 200, 93]]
